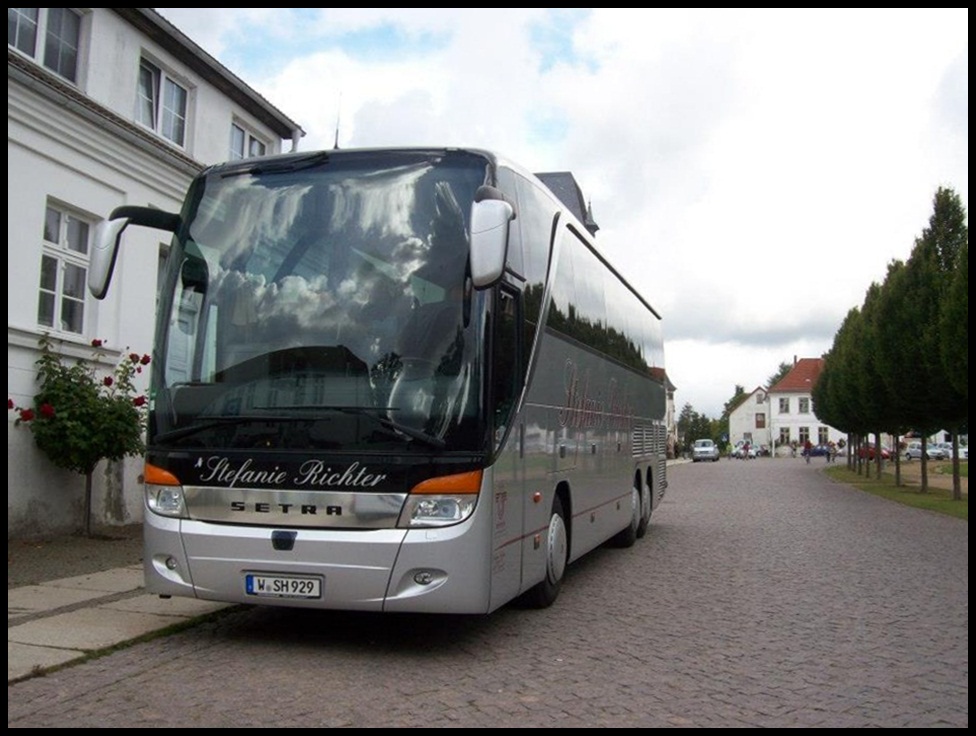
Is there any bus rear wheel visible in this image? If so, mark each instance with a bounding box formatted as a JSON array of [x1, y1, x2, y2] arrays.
[[520, 495, 568, 609], [636, 481, 651, 539], [610, 485, 640, 548]]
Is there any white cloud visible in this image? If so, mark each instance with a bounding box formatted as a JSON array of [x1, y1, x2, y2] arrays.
[[156, 8, 968, 417]]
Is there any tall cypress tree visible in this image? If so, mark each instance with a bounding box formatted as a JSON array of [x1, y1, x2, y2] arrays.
[[879, 188, 968, 494], [940, 240, 968, 402]]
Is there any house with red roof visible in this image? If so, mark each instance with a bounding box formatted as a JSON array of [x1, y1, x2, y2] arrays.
[[727, 357, 846, 456], [766, 357, 845, 455]]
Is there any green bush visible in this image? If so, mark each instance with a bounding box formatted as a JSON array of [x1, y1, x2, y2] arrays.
[[10, 334, 150, 534]]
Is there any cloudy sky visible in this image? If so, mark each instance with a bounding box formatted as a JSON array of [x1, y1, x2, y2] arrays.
[[156, 8, 968, 418]]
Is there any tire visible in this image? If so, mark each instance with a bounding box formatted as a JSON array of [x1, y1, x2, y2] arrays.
[[610, 485, 640, 548], [636, 480, 652, 539], [519, 495, 569, 609]]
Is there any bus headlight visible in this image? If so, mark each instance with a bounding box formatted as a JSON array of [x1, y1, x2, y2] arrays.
[[146, 484, 187, 518], [396, 469, 482, 528], [144, 463, 186, 518], [398, 494, 477, 527]]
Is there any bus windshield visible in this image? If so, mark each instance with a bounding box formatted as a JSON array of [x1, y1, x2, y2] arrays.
[[152, 150, 490, 453]]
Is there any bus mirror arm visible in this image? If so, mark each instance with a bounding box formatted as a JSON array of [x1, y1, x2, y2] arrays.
[[89, 206, 180, 300], [469, 197, 515, 289]]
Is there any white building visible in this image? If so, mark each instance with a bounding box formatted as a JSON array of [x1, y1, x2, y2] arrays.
[[8, 8, 303, 537], [766, 358, 845, 455], [727, 386, 771, 451], [728, 359, 847, 457]]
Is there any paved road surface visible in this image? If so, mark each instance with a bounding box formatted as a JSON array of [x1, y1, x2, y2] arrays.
[[8, 458, 968, 727]]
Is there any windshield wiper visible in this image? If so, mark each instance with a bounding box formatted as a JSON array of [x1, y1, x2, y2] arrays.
[[155, 407, 446, 449], [367, 412, 446, 450], [260, 405, 447, 449], [154, 415, 306, 444]]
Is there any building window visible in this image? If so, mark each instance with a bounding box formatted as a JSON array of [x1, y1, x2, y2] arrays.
[[8, 8, 81, 83], [755, 413, 766, 429], [756, 392, 765, 404], [38, 203, 91, 335], [778, 427, 790, 445], [818, 427, 829, 444], [136, 58, 188, 146], [230, 123, 267, 160], [799, 397, 810, 413], [779, 397, 790, 414], [799, 427, 810, 445]]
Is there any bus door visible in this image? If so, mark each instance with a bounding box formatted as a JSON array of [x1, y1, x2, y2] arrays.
[[488, 285, 525, 608]]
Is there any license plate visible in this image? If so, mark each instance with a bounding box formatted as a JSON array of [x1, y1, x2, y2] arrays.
[[245, 573, 322, 599]]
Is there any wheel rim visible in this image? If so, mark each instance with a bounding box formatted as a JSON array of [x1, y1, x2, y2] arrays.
[[546, 511, 567, 584]]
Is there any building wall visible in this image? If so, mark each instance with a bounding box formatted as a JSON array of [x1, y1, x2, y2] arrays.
[[767, 391, 845, 455], [8, 8, 297, 537], [90, 12, 286, 163], [728, 389, 772, 449], [665, 389, 677, 458], [8, 80, 189, 536]]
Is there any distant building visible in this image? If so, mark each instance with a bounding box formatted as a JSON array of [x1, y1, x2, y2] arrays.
[[727, 386, 771, 450], [650, 368, 678, 458], [727, 358, 847, 456], [767, 357, 845, 454], [8, 8, 303, 536]]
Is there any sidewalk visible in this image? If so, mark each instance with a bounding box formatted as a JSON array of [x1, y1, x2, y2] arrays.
[[8, 530, 230, 684]]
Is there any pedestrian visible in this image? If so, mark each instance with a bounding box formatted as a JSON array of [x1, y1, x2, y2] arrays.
[[804, 439, 812, 464]]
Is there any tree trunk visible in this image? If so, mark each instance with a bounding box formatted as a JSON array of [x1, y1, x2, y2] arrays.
[[84, 469, 94, 537]]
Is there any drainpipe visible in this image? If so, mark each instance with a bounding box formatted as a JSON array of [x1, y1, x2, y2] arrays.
[[290, 128, 303, 152]]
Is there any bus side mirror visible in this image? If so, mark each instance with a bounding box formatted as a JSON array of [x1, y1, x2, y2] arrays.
[[89, 218, 128, 300], [89, 206, 180, 300], [469, 192, 515, 289]]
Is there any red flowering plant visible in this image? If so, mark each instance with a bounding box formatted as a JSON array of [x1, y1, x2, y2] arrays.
[[10, 334, 151, 536]]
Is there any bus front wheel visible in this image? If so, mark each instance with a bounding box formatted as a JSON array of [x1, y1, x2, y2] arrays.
[[520, 495, 568, 609]]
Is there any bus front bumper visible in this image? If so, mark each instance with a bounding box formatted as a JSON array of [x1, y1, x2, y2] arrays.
[[144, 511, 493, 613]]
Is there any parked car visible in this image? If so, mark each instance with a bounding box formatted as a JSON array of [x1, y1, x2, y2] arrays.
[[731, 441, 757, 459], [807, 444, 830, 457], [692, 439, 721, 462], [858, 443, 891, 461], [934, 442, 966, 460], [903, 441, 947, 461], [934, 442, 950, 458]]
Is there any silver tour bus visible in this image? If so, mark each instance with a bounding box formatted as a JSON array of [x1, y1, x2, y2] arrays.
[[90, 147, 667, 613]]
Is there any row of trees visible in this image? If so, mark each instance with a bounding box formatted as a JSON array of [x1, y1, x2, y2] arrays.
[[812, 187, 968, 498]]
